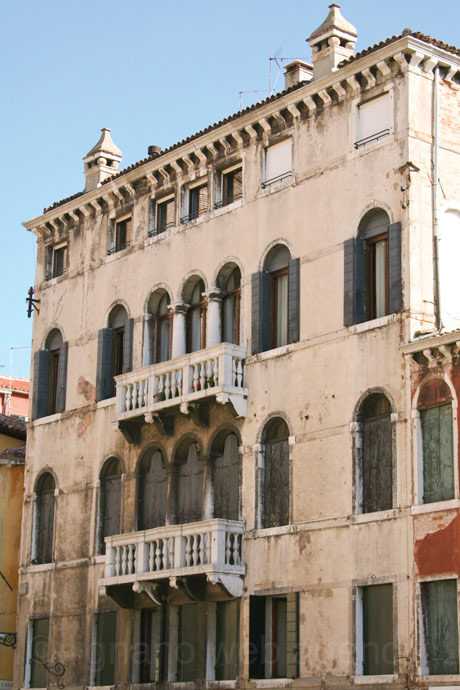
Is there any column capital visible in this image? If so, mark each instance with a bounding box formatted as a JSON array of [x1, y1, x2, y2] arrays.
[[170, 301, 189, 315], [204, 289, 224, 302]]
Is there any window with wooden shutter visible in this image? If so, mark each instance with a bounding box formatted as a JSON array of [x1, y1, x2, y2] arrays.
[[186, 280, 206, 353], [422, 404, 455, 503], [99, 458, 122, 555], [359, 394, 393, 513], [94, 611, 117, 686], [361, 584, 394, 675], [29, 617, 50, 688], [216, 600, 239, 680], [97, 305, 132, 401], [263, 140, 292, 187], [213, 432, 240, 521], [178, 603, 197, 681], [355, 93, 392, 149], [182, 181, 208, 223], [176, 442, 203, 524], [222, 268, 241, 345], [34, 473, 55, 564], [249, 593, 299, 679], [139, 608, 165, 683], [263, 418, 290, 528], [138, 449, 167, 530], [422, 579, 459, 675]]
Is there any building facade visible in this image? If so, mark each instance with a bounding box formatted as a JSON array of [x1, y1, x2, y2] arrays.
[[0, 377, 30, 421], [16, 5, 460, 689]]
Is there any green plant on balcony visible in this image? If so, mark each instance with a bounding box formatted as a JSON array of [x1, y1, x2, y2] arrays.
[[154, 390, 166, 402]]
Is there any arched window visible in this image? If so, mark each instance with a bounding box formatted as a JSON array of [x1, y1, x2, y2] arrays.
[[344, 209, 402, 326], [252, 245, 300, 354], [138, 448, 168, 530], [418, 379, 455, 504], [262, 418, 290, 528], [98, 458, 122, 554], [186, 279, 206, 353], [175, 440, 203, 524], [212, 431, 240, 521], [33, 473, 55, 564], [32, 328, 68, 419], [357, 393, 393, 513], [221, 268, 241, 345], [96, 305, 134, 401], [144, 289, 173, 365]]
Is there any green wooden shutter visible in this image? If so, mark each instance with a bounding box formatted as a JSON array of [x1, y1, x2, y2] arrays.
[[287, 258, 300, 344], [38, 488, 55, 564], [363, 584, 393, 675], [423, 579, 459, 674], [123, 318, 134, 373], [422, 404, 454, 503], [286, 592, 299, 678], [178, 603, 197, 681], [216, 600, 239, 680], [249, 596, 266, 678], [32, 350, 50, 419], [344, 238, 365, 326], [388, 222, 402, 314], [95, 610, 117, 686], [251, 272, 270, 354], [96, 328, 113, 402], [30, 618, 50, 688], [55, 341, 68, 413]]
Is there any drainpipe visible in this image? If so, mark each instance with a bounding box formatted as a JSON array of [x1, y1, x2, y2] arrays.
[[432, 63, 442, 331]]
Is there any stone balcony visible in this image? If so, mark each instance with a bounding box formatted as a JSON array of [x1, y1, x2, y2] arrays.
[[113, 343, 247, 439], [99, 518, 245, 602]]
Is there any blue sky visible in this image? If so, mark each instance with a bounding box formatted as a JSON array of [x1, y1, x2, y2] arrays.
[[2, 0, 460, 379]]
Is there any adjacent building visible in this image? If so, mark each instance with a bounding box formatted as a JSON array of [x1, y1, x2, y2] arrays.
[[15, 5, 460, 689], [0, 378, 29, 421]]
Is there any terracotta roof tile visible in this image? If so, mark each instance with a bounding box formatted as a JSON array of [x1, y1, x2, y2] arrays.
[[0, 444, 26, 462], [0, 376, 30, 393], [0, 414, 27, 441]]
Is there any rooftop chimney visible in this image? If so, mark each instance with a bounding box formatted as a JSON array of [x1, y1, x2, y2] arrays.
[[307, 4, 357, 80], [283, 60, 313, 90], [148, 145, 162, 157], [83, 128, 123, 192]]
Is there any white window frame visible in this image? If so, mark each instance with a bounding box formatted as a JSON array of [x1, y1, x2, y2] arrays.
[[354, 581, 396, 679], [108, 212, 132, 254], [150, 193, 176, 236], [215, 161, 243, 209], [355, 91, 393, 150], [262, 139, 292, 188], [181, 177, 208, 224]]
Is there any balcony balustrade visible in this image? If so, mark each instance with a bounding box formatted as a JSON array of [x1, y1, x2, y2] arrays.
[[114, 342, 247, 424], [99, 518, 245, 597]]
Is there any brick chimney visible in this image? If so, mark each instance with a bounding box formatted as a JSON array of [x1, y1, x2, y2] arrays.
[[284, 60, 313, 90], [307, 3, 357, 80], [83, 128, 123, 192]]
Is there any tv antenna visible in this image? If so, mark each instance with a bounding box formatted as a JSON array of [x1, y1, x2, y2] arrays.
[[239, 54, 309, 110]]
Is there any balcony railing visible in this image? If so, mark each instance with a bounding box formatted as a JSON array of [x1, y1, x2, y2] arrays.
[[115, 342, 248, 421], [100, 519, 245, 587]]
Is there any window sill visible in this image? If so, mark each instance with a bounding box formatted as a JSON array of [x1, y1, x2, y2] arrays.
[[352, 675, 397, 684], [352, 131, 393, 156], [411, 498, 460, 515], [145, 230, 170, 246], [206, 682, 238, 689], [260, 174, 293, 195], [351, 508, 408, 524], [420, 676, 460, 685], [248, 680, 293, 687], [21, 561, 55, 574], [91, 554, 106, 565], [347, 313, 399, 334], [32, 411, 62, 426], [43, 272, 68, 285], [96, 397, 115, 409], [248, 524, 298, 539], [213, 198, 243, 218], [106, 245, 132, 262], [246, 342, 295, 365]]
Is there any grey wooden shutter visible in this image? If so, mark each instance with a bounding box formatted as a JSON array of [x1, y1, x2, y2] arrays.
[[178, 604, 197, 681], [288, 258, 300, 344], [422, 404, 455, 503], [96, 328, 113, 402], [95, 611, 117, 686], [55, 341, 68, 413], [103, 475, 121, 540], [216, 600, 239, 680], [251, 272, 270, 354], [30, 618, 50, 688], [264, 439, 289, 528], [388, 222, 402, 314], [286, 592, 299, 678], [38, 488, 55, 564], [344, 238, 365, 326], [123, 317, 134, 373], [32, 350, 50, 419], [362, 415, 392, 512], [424, 579, 459, 674]]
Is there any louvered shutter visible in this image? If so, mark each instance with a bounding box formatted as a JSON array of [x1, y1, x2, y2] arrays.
[[251, 272, 270, 354], [362, 415, 392, 512], [32, 350, 50, 419], [95, 328, 113, 402], [422, 404, 455, 503], [344, 237, 365, 326], [123, 317, 134, 373], [287, 258, 300, 344], [286, 592, 299, 678], [363, 584, 393, 675], [55, 341, 68, 413], [388, 222, 402, 314], [424, 580, 459, 674]]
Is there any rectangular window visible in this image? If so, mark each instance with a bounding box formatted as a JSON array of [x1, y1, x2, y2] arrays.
[[138, 608, 165, 683], [216, 600, 239, 680], [182, 182, 208, 223], [358, 584, 393, 675], [355, 93, 391, 149], [152, 196, 175, 235], [368, 234, 388, 320], [216, 164, 243, 208], [249, 593, 299, 679], [273, 269, 288, 348], [421, 579, 459, 675], [29, 618, 50, 688], [263, 139, 292, 188], [177, 603, 197, 681], [45, 243, 68, 280], [108, 216, 131, 254], [93, 611, 117, 686], [422, 404, 455, 503]]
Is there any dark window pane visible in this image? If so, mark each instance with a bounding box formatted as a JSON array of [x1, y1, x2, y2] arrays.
[[214, 434, 239, 521], [30, 618, 50, 688], [363, 584, 393, 675], [178, 604, 197, 681], [95, 611, 117, 686], [216, 600, 239, 680]]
